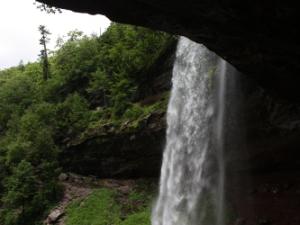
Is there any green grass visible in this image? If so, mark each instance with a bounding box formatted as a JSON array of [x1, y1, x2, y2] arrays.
[[65, 187, 153, 225], [65, 189, 121, 225], [120, 210, 151, 225]]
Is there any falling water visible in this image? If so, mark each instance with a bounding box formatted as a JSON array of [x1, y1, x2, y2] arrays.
[[152, 37, 228, 225], [215, 59, 227, 225]]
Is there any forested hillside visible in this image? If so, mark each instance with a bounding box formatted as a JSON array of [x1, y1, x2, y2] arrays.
[[0, 23, 175, 225]]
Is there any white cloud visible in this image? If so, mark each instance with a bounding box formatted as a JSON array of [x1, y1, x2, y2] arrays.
[[0, 0, 111, 69]]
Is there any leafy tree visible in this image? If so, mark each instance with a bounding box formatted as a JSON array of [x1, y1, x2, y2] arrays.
[[0, 153, 8, 194], [0, 72, 38, 131], [55, 93, 91, 139], [1, 160, 37, 225], [87, 23, 173, 116], [17, 60, 25, 72], [34, 1, 62, 14], [67, 30, 84, 42]]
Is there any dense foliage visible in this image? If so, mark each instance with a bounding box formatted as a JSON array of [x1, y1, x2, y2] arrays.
[[0, 23, 174, 225]]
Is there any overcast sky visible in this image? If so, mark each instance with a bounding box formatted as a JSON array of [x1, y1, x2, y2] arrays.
[[0, 0, 111, 70]]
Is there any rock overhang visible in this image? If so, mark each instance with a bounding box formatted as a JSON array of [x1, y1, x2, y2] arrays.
[[37, 0, 300, 101]]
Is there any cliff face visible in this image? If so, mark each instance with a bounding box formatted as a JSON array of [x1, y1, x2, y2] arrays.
[[225, 72, 300, 225], [60, 40, 176, 178], [62, 111, 166, 178], [38, 0, 300, 101]]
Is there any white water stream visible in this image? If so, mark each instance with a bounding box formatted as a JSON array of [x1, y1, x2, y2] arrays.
[[152, 37, 228, 225]]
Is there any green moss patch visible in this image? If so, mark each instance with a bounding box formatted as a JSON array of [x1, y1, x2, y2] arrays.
[[65, 181, 155, 225], [65, 189, 121, 225]]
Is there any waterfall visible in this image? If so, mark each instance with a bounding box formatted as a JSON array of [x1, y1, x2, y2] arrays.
[[152, 37, 228, 225], [215, 60, 227, 225]]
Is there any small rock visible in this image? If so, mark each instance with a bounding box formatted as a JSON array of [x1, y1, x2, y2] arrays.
[[47, 209, 64, 223], [80, 201, 85, 207], [118, 185, 131, 194], [58, 173, 68, 181]]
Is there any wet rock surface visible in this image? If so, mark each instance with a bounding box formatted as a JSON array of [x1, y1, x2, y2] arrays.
[[226, 74, 300, 225], [61, 111, 166, 178]]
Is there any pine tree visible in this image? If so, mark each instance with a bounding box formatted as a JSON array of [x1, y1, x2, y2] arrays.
[[39, 25, 51, 80]]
